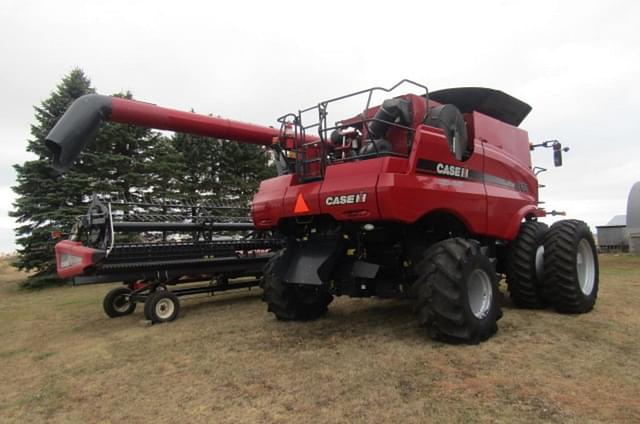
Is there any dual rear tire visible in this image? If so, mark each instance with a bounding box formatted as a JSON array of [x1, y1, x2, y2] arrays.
[[507, 219, 598, 313], [543, 220, 598, 313], [506, 221, 548, 308], [412, 218, 598, 344]]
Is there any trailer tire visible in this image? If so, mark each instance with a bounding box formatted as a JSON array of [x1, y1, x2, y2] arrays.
[[506, 221, 549, 308], [413, 238, 500, 344], [103, 287, 136, 318], [543, 220, 598, 313], [144, 290, 180, 323], [263, 249, 333, 321]]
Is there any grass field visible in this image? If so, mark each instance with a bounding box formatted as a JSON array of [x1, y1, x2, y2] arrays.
[[0, 255, 639, 423]]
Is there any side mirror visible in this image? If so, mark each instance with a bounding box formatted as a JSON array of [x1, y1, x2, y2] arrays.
[[552, 142, 570, 167], [530, 140, 569, 167], [553, 144, 563, 167]]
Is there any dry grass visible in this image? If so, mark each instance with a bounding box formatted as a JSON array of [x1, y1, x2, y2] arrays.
[[0, 255, 639, 423]]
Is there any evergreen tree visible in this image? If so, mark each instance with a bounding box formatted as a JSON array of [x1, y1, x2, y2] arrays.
[[79, 92, 161, 196], [146, 135, 181, 199], [11, 69, 275, 288], [11, 69, 94, 288], [170, 132, 223, 200], [11, 69, 158, 288], [166, 131, 275, 205], [218, 141, 276, 204]]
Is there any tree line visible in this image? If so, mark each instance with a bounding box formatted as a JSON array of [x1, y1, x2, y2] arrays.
[[11, 69, 275, 288]]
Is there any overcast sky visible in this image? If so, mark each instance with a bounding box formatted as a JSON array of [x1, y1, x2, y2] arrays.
[[1, 0, 639, 252]]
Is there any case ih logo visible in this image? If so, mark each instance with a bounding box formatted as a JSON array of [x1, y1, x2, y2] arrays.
[[417, 159, 529, 193], [325, 192, 368, 206], [436, 163, 470, 179]]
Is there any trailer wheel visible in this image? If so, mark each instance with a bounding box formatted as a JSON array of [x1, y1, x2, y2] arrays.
[[413, 238, 501, 344], [506, 221, 549, 308], [543, 220, 599, 313], [144, 290, 180, 323], [263, 249, 333, 321], [103, 287, 136, 318]]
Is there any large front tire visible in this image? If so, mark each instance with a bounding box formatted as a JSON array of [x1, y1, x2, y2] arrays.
[[543, 220, 599, 313], [506, 221, 549, 308], [262, 249, 333, 321], [413, 238, 501, 344]]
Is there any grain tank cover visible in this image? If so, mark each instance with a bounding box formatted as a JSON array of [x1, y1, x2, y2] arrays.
[[430, 87, 532, 127]]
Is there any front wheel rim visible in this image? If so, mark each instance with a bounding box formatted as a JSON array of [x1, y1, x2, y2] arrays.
[[468, 269, 493, 319], [155, 298, 175, 320], [576, 239, 596, 295]]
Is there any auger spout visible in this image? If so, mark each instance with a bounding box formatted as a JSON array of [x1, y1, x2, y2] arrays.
[[45, 94, 280, 173]]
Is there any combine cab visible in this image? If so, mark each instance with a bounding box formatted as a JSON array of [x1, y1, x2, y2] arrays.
[[47, 80, 598, 343]]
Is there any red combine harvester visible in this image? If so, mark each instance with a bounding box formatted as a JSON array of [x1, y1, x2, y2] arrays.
[[47, 80, 598, 343]]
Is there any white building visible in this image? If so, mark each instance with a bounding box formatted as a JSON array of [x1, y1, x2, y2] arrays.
[[627, 182, 640, 254], [596, 215, 628, 252]]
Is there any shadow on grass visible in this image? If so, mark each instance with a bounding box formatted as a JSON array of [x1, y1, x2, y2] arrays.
[[71, 286, 548, 347]]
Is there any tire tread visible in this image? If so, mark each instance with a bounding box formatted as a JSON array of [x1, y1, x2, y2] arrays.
[[413, 238, 500, 344], [544, 219, 598, 313]]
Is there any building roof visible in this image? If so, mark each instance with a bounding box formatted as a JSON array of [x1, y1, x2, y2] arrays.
[[606, 215, 627, 226]]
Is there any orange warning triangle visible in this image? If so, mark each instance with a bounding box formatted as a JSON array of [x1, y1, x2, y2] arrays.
[[293, 193, 311, 213]]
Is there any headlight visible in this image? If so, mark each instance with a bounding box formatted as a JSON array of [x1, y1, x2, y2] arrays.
[[60, 253, 82, 268]]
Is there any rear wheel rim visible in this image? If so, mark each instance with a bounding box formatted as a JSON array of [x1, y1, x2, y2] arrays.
[[576, 239, 595, 295], [155, 298, 175, 320], [534, 245, 544, 280], [468, 269, 493, 319]]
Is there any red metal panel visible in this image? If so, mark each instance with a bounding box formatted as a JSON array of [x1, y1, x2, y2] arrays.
[[482, 142, 539, 239], [381, 156, 409, 174], [252, 175, 293, 228], [253, 157, 412, 227], [470, 111, 531, 168], [55, 240, 99, 279], [319, 159, 383, 221], [473, 111, 539, 239], [377, 126, 487, 233], [282, 180, 323, 220]]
